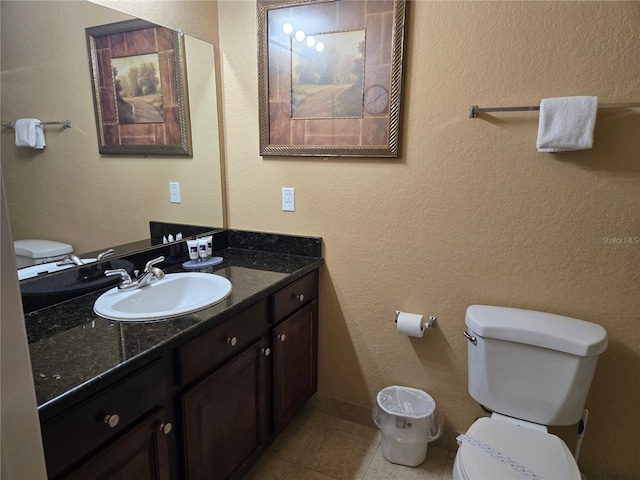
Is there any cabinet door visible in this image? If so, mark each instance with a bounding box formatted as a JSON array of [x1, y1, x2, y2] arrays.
[[182, 340, 269, 480], [62, 409, 171, 480], [273, 300, 318, 433]]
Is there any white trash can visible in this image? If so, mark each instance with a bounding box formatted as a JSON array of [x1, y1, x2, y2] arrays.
[[373, 386, 443, 467]]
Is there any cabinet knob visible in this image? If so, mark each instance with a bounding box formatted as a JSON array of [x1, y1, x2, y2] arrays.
[[227, 336, 238, 347], [296, 294, 305, 302], [278, 334, 286, 342], [103, 414, 120, 428], [261, 347, 271, 357], [159, 422, 173, 435]]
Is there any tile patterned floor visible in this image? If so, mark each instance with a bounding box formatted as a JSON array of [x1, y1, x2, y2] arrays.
[[245, 407, 455, 480]]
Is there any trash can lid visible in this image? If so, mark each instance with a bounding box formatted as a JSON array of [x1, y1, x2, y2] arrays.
[[377, 386, 436, 419]]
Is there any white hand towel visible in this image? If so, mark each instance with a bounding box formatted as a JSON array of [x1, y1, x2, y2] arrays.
[[34, 123, 46, 149], [14, 118, 46, 149], [536, 96, 598, 152]]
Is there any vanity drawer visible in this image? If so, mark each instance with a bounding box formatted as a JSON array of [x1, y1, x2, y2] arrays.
[[272, 270, 318, 324], [42, 360, 165, 479], [178, 300, 267, 386]]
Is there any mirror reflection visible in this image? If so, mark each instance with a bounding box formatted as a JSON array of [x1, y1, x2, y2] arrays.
[[1, 1, 223, 272]]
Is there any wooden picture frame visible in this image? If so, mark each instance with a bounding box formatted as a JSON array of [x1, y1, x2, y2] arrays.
[[258, 0, 407, 157], [86, 19, 192, 155]]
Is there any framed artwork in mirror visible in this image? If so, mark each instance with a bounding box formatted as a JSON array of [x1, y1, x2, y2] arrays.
[[86, 19, 192, 155], [257, 0, 407, 157]]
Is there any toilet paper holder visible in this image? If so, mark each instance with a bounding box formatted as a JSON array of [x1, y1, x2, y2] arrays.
[[395, 311, 437, 329]]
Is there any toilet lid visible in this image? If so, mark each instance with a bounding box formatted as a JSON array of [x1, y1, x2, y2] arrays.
[[457, 417, 581, 480], [14, 239, 72, 258]]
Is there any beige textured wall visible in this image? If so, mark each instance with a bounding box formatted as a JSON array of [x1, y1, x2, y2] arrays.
[[1, 1, 223, 255], [218, 1, 639, 477], [90, 0, 219, 44]]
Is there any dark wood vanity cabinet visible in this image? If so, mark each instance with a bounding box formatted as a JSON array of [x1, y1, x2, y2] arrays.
[[179, 300, 270, 480], [272, 271, 319, 434], [41, 268, 319, 480], [181, 339, 271, 480], [179, 270, 318, 478]]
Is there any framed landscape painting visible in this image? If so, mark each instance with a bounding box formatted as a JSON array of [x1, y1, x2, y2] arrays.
[[86, 19, 192, 155], [258, 0, 407, 157]]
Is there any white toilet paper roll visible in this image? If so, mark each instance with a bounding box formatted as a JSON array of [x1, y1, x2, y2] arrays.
[[396, 312, 425, 337]]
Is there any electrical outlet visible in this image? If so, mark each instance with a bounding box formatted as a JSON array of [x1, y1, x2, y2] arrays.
[[282, 187, 295, 211], [170, 182, 181, 203]]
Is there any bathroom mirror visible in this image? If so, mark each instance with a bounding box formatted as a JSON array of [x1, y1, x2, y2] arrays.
[[1, 1, 224, 271]]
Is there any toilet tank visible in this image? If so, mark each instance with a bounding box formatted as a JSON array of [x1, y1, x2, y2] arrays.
[[465, 305, 607, 426], [14, 239, 73, 268]]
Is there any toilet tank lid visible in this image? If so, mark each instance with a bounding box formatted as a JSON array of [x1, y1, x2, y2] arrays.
[[14, 239, 73, 258], [465, 305, 607, 357]]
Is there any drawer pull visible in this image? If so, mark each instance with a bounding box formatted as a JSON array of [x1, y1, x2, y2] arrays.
[[103, 414, 120, 428], [296, 294, 305, 302], [262, 347, 271, 357], [227, 336, 238, 347], [159, 422, 173, 435], [278, 334, 286, 342]]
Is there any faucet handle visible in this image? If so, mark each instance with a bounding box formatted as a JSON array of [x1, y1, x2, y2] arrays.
[[56, 255, 74, 266], [104, 268, 133, 288], [97, 248, 115, 261], [57, 254, 84, 267], [144, 256, 165, 272]]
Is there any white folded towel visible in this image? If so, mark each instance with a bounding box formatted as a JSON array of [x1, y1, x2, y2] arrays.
[[14, 118, 46, 149], [536, 96, 598, 152]]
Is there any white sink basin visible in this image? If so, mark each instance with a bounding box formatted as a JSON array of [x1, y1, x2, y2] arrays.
[[18, 258, 97, 281], [93, 272, 232, 321]]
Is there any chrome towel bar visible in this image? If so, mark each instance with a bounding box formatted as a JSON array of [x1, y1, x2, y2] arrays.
[[2, 119, 71, 128], [470, 103, 640, 118]]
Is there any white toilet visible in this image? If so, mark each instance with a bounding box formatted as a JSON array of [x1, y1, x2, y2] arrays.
[[14, 239, 73, 269], [454, 305, 607, 480]]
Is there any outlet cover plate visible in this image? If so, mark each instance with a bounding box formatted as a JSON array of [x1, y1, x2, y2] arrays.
[[282, 187, 295, 211], [170, 182, 181, 203]]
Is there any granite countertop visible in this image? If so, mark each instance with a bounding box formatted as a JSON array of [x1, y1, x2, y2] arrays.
[[26, 245, 323, 421]]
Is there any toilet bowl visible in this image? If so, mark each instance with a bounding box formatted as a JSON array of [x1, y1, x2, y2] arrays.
[[454, 415, 580, 479], [454, 305, 607, 480], [14, 239, 73, 269]]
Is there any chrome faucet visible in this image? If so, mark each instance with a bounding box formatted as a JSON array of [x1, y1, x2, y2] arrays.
[[57, 254, 85, 266], [137, 257, 166, 288], [105, 256, 165, 291], [57, 248, 114, 268]]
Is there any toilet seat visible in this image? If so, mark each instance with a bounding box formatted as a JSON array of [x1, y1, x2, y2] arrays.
[[454, 417, 581, 480]]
